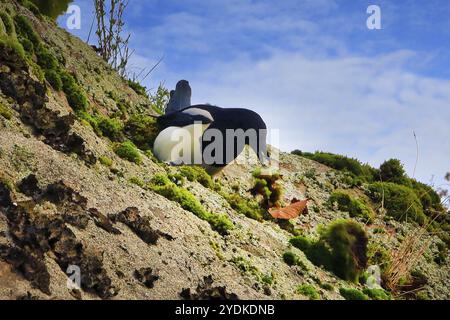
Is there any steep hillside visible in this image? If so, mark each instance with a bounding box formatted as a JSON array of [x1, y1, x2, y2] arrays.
[[0, 1, 449, 300]]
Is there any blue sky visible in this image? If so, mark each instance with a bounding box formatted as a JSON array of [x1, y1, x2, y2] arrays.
[[59, 0, 450, 189]]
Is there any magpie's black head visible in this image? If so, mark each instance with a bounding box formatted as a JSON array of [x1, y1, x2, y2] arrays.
[[175, 80, 192, 96]]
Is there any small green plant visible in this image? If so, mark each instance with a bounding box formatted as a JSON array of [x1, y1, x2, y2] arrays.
[[261, 273, 275, 286], [362, 288, 391, 300], [222, 192, 264, 221], [230, 256, 259, 277], [149, 174, 233, 235], [13, 15, 40, 47], [60, 71, 89, 112], [367, 243, 391, 273], [297, 284, 320, 300], [98, 156, 113, 167], [328, 191, 374, 222], [283, 252, 299, 266], [290, 219, 368, 282], [339, 288, 369, 300], [251, 169, 283, 208], [0, 12, 15, 35], [367, 182, 427, 225], [44, 69, 63, 90], [178, 166, 214, 189], [114, 141, 142, 164], [129, 176, 145, 188], [0, 102, 12, 120], [320, 283, 334, 291], [97, 116, 124, 141], [125, 114, 158, 150]]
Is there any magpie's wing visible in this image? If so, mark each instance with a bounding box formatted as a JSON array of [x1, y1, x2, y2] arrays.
[[158, 105, 221, 129]]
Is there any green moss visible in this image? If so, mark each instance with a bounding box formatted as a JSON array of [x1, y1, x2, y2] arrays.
[[222, 192, 264, 221], [129, 176, 145, 188], [362, 288, 391, 300], [230, 256, 259, 276], [0, 36, 26, 60], [44, 68, 62, 90], [13, 15, 40, 47], [125, 114, 158, 150], [60, 71, 88, 112], [148, 174, 233, 235], [339, 288, 369, 300], [282, 251, 308, 270], [283, 252, 299, 266], [114, 141, 142, 164], [328, 191, 374, 222], [0, 102, 12, 120], [0, 12, 15, 35], [290, 219, 368, 282], [297, 285, 320, 300], [367, 182, 427, 225], [97, 116, 124, 141], [98, 156, 113, 167], [320, 283, 334, 291], [367, 243, 391, 273], [178, 166, 214, 189], [415, 290, 430, 300]]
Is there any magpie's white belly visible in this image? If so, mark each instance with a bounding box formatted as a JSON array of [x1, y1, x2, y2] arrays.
[[153, 123, 210, 165]]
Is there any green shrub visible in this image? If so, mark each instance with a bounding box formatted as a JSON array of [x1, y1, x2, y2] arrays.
[[0, 102, 12, 120], [125, 114, 158, 150], [367, 182, 427, 225], [297, 284, 320, 300], [149, 174, 233, 235], [292, 150, 377, 180], [98, 156, 113, 167], [178, 166, 214, 189], [222, 192, 264, 221], [114, 141, 142, 164], [97, 116, 124, 141], [0, 12, 15, 35], [339, 288, 369, 300], [290, 219, 368, 282], [328, 191, 374, 222], [322, 220, 368, 282], [410, 179, 444, 217], [379, 159, 410, 185], [362, 288, 391, 300], [127, 79, 147, 97], [44, 69, 62, 90]]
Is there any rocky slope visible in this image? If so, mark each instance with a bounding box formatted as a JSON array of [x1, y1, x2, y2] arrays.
[[0, 1, 449, 300]]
